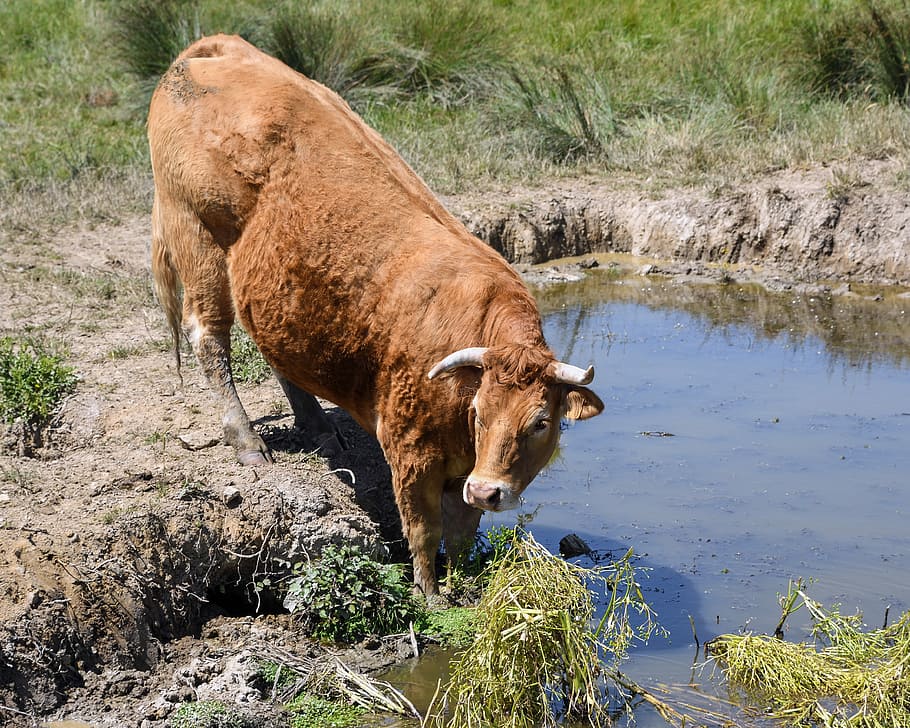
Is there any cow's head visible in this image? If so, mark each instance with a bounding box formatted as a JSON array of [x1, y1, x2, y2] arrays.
[[428, 344, 603, 511]]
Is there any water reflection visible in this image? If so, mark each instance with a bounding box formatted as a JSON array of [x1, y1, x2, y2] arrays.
[[533, 263, 910, 369]]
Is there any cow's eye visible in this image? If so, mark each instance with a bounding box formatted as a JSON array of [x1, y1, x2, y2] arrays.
[[533, 418, 550, 433]]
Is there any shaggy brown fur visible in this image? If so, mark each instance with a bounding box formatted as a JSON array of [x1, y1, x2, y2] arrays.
[[148, 35, 603, 594]]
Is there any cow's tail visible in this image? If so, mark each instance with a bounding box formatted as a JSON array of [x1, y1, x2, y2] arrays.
[[150, 204, 184, 380]]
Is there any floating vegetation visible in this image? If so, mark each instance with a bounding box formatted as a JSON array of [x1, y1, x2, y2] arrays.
[[709, 580, 910, 727], [422, 530, 663, 728]]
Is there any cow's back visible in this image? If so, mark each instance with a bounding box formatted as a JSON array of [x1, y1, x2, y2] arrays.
[[148, 34, 459, 249]]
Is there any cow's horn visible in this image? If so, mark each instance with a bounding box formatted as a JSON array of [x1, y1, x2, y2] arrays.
[[553, 362, 595, 385], [427, 347, 488, 379]]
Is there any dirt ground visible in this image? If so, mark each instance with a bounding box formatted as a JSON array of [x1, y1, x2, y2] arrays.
[[0, 164, 908, 726]]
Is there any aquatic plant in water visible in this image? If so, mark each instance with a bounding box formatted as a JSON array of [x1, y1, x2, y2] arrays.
[[709, 580, 910, 727], [423, 530, 662, 728]]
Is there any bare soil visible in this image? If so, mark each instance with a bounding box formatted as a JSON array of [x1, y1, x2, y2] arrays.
[[0, 164, 908, 726]]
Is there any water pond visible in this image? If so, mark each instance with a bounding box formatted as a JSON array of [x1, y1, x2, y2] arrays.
[[388, 260, 910, 726]]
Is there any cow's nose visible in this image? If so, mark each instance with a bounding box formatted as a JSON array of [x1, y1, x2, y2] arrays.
[[464, 477, 520, 511], [484, 488, 501, 508]]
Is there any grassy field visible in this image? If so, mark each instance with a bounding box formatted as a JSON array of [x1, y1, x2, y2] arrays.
[[2, 0, 910, 235]]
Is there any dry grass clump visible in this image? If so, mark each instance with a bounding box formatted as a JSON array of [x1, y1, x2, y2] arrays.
[[709, 581, 910, 727], [423, 532, 661, 728]]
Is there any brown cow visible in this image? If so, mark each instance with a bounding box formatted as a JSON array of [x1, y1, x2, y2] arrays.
[[148, 35, 603, 595]]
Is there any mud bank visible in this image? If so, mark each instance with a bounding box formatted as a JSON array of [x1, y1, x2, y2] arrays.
[[452, 162, 910, 288]]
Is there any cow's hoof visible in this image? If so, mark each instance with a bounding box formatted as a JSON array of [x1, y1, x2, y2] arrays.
[[237, 449, 272, 466], [313, 432, 346, 458]]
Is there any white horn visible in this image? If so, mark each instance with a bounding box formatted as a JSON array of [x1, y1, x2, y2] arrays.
[[427, 347, 488, 380], [553, 362, 594, 385]]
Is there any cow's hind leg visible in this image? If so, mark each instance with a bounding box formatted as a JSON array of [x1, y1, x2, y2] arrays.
[[154, 196, 271, 466], [189, 320, 271, 465], [274, 372, 347, 456]]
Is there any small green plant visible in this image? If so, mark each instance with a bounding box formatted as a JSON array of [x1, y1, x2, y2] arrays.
[[286, 692, 365, 728], [283, 543, 424, 643], [167, 700, 256, 728], [0, 337, 77, 455], [255, 658, 302, 692], [416, 607, 477, 648], [107, 343, 146, 360], [231, 326, 272, 385]]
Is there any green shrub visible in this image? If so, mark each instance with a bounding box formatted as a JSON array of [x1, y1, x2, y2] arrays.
[[0, 337, 77, 455], [111, 0, 203, 81], [262, 1, 379, 101], [283, 544, 423, 643]]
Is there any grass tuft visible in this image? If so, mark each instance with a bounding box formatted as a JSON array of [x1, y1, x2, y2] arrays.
[[111, 0, 203, 81], [424, 531, 662, 728], [0, 337, 77, 456], [261, 1, 380, 102], [800, 0, 910, 102], [505, 65, 615, 163], [230, 326, 271, 385]]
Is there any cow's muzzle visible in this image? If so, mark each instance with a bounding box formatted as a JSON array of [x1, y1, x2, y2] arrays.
[[463, 477, 521, 512]]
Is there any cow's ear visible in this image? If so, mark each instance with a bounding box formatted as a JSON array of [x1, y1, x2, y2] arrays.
[[564, 387, 604, 420], [447, 366, 483, 398]]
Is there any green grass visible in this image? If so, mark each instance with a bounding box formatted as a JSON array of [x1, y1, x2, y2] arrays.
[[230, 326, 272, 385], [2, 0, 910, 236], [286, 693, 365, 728]]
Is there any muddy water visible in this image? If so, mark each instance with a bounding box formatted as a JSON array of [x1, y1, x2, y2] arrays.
[[390, 264, 910, 726]]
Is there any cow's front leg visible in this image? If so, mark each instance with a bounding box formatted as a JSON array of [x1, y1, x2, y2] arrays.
[[392, 469, 444, 596], [442, 486, 483, 578], [274, 371, 347, 456], [188, 319, 271, 465]]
